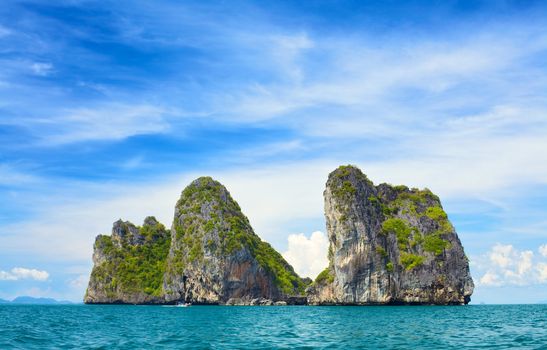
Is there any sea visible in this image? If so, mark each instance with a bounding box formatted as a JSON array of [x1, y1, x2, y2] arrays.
[[0, 304, 545, 349]]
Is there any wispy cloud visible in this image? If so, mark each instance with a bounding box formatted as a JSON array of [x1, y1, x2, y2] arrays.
[[7, 104, 170, 145], [0, 161, 333, 261], [30, 62, 53, 76], [1, 1, 546, 303], [0, 164, 39, 186]]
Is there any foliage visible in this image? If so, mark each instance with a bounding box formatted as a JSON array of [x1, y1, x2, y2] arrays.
[[423, 233, 451, 256], [379, 183, 455, 269], [314, 268, 335, 285], [93, 222, 171, 297], [393, 185, 409, 192], [332, 180, 356, 200], [174, 176, 306, 295], [386, 262, 394, 272], [410, 232, 423, 248], [368, 195, 379, 205], [386, 186, 441, 217], [331, 165, 373, 202], [252, 239, 307, 294], [375, 245, 388, 258], [424, 206, 453, 233], [400, 253, 425, 271], [381, 218, 412, 250], [425, 206, 447, 221]]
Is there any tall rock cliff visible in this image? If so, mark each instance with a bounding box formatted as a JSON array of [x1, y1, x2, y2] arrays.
[[84, 217, 171, 304], [163, 177, 306, 304], [85, 176, 306, 304], [307, 165, 474, 305]]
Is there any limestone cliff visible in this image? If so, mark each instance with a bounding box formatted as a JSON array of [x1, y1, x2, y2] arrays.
[[85, 177, 306, 305], [84, 217, 171, 304], [307, 165, 474, 305], [163, 177, 306, 304]]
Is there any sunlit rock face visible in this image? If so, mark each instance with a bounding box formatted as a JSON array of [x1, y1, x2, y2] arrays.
[[307, 165, 474, 305], [162, 177, 306, 305], [85, 176, 306, 305]]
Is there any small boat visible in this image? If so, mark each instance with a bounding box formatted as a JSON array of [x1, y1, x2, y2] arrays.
[[175, 302, 191, 307]]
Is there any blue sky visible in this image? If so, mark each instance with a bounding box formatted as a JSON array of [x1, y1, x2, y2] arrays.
[[1, 0, 547, 303]]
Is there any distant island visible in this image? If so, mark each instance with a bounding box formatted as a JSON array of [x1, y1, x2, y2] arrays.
[[1, 296, 74, 305], [85, 165, 473, 305]]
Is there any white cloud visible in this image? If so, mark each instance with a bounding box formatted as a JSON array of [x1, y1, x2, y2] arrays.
[[53, 104, 169, 144], [224, 26, 541, 124], [269, 33, 314, 82], [474, 244, 547, 286], [0, 160, 334, 262], [537, 263, 547, 282], [30, 62, 53, 76], [69, 274, 89, 289], [489, 244, 516, 269], [282, 231, 329, 279], [0, 267, 49, 281], [479, 272, 500, 287], [1, 102, 170, 146], [539, 244, 547, 257], [31, 104, 170, 145]]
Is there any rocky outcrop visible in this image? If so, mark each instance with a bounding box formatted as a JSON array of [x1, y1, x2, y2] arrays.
[[84, 217, 171, 304], [307, 165, 474, 305], [85, 177, 306, 305], [85, 168, 473, 306], [163, 177, 306, 304]]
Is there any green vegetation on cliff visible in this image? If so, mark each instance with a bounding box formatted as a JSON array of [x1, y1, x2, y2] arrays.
[[331, 165, 373, 202], [170, 176, 307, 295], [400, 252, 425, 271], [314, 268, 335, 285], [91, 219, 170, 297], [378, 186, 452, 269]]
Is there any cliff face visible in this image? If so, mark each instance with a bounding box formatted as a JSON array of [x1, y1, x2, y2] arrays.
[[85, 169, 473, 305], [85, 177, 306, 305], [84, 217, 171, 304], [163, 177, 306, 304], [307, 165, 474, 305]]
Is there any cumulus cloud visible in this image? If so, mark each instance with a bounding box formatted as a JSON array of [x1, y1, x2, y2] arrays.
[[0, 267, 49, 281], [539, 244, 547, 257], [282, 231, 329, 279], [537, 263, 547, 283], [479, 272, 500, 287], [475, 244, 547, 286]]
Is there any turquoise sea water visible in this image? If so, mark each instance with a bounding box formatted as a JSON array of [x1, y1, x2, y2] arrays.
[[0, 304, 545, 349]]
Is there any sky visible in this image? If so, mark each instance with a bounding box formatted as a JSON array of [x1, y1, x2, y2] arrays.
[[0, 0, 546, 303]]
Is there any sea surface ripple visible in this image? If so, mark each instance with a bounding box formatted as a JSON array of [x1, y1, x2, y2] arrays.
[[0, 304, 545, 349]]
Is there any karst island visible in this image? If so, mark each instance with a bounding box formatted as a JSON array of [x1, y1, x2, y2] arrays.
[[85, 165, 474, 305]]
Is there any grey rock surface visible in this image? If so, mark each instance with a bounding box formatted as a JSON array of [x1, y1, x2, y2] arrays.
[[307, 165, 474, 305]]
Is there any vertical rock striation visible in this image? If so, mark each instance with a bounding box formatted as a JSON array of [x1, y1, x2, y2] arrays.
[[163, 177, 306, 304], [307, 165, 474, 305], [85, 169, 473, 306], [85, 177, 306, 305]]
